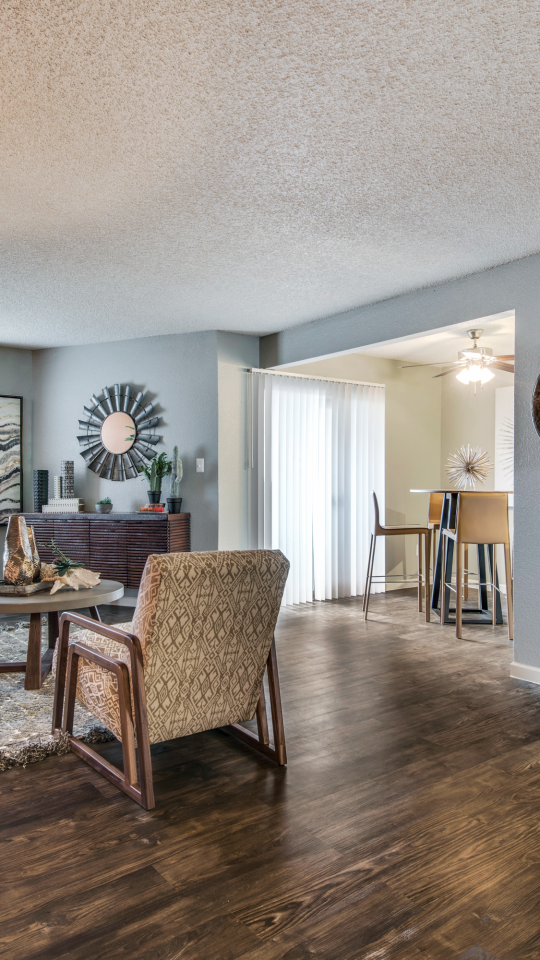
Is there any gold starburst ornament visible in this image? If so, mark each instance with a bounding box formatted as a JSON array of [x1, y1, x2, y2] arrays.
[[445, 445, 493, 490]]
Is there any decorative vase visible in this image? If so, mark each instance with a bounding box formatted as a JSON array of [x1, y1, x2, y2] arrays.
[[148, 490, 161, 504], [96, 503, 113, 514], [167, 497, 182, 514], [61, 460, 75, 499], [33, 470, 49, 513], [3, 516, 34, 586]]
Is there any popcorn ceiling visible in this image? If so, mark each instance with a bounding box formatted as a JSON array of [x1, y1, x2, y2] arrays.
[[0, 0, 539, 347]]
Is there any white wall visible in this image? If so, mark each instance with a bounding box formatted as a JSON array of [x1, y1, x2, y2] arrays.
[[440, 370, 514, 490], [284, 353, 442, 584], [217, 332, 259, 550]]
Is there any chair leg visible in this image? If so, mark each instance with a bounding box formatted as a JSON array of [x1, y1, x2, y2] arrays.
[[61, 641, 155, 809], [492, 544, 497, 626], [504, 543, 513, 641], [441, 536, 447, 625], [364, 534, 377, 620], [228, 636, 287, 765], [456, 542, 463, 640], [424, 531, 431, 623], [418, 534, 423, 613], [52, 617, 71, 734], [363, 534, 374, 613]]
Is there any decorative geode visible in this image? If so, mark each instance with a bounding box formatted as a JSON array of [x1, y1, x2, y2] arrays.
[[3, 516, 34, 586], [26, 525, 41, 581]]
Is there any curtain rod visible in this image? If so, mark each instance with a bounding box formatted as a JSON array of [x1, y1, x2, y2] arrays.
[[250, 368, 385, 389]]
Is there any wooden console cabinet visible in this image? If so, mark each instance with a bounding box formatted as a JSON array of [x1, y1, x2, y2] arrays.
[[23, 513, 191, 589]]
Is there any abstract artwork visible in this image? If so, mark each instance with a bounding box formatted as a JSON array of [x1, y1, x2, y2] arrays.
[[0, 396, 22, 520]]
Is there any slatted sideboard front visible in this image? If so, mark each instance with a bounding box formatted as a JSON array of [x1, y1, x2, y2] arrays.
[[23, 513, 191, 589]]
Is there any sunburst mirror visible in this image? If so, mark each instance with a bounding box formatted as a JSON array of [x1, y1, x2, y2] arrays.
[[532, 376, 540, 439], [78, 384, 160, 480]]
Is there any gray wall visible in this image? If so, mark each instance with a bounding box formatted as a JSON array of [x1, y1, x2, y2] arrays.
[[32, 332, 220, 551], [260, 252, 540, 671], [217, 332, 259, 550]]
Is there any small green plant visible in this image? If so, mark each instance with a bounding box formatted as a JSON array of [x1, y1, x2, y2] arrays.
[[139, 452, 172, 491], [49, 539, 84, 577], [97, 497, 112, 504], [170, 446, 183, 497]]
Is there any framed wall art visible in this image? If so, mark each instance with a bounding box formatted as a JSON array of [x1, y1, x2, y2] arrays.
[[0, 395, 22, 519]]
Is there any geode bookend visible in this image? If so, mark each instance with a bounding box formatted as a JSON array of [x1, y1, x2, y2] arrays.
[[3, 516, 34, 585], [26, 525, 41, 581]]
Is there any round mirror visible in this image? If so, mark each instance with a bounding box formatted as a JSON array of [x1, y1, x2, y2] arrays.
[[101, 412, 136, 454]]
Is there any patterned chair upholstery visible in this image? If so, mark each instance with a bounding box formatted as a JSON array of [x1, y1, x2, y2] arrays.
[[53, 549, 290, 808]]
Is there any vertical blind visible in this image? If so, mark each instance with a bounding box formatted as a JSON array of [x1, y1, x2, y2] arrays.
[[250, 370, 385, 606]]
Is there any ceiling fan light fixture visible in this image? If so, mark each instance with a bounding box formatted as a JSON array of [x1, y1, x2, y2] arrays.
[[456, 368, 471, 384], [480, 367, 495, 384], [468, 363, 483, 382]]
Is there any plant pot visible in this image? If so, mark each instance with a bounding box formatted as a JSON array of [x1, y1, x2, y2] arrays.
[[167, 497, 183, 514], [148, 490, 162, 504], [95, 503, 113, 514]]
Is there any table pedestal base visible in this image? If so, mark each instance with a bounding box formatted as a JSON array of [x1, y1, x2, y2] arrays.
[[0, 606, 101, 690]]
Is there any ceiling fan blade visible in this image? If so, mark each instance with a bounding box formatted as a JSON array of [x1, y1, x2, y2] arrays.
[[489, 361, 515, 374], [398, 361, 460, 370], [432, 368, 460, 379], [494, 355, 514, 361]]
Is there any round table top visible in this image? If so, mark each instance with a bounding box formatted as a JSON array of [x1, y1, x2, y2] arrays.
[[0, 579, 124, 613], [410, 488, 512, 494]]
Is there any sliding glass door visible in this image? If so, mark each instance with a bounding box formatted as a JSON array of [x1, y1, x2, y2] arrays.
[[250, 371, 385, 605]]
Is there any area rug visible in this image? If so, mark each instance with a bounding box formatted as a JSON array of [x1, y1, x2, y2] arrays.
[[0, 620, 114, 772]]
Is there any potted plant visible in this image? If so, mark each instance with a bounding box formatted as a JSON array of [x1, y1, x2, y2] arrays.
[[167, 446, 183, 513], [139, 452, 172, 503], [96, 497, 113, 514]]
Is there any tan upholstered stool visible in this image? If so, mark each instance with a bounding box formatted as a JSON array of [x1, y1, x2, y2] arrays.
[[427, 492, 444, 572], [441, 492, 512, 640]]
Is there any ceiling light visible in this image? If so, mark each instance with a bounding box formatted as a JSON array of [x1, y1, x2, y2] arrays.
[[480, 367, 494, 384], [456, 368, 470, 384], [468, 363, 482, 382]]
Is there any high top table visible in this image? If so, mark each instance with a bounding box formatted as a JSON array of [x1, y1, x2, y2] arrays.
[[0, 579, 124, 690], [410, 490, 511, 626]]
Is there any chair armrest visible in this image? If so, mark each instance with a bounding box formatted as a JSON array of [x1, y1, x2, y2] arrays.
[[58, 611, 142, 655], [53, 612, 145, 734]]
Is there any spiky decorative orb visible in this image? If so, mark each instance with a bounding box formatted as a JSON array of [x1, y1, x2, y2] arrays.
[[445, 445, 493, 490]]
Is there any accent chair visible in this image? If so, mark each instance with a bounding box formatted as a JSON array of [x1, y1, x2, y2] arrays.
[[52, 549, 290, 809]]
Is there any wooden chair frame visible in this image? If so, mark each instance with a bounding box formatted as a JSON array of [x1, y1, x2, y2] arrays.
[[52, 612, 286, 810]]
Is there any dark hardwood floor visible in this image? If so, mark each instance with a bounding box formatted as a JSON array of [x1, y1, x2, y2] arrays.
[[1, 591, 540, 959]]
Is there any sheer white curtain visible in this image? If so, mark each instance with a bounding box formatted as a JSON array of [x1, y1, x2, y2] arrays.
[[250, 371, 385, 606]]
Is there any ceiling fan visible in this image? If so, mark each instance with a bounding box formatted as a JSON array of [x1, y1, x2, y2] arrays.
[[399, 329, 514, 391]]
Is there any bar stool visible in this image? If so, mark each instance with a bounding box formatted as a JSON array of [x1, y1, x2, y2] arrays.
[[441, 492, 512, 640], [363, 492, 431, 621], [427, 492, 444, 572]]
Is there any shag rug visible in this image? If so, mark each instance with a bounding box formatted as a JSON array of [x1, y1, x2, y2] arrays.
[[0, 620, 114, 772]]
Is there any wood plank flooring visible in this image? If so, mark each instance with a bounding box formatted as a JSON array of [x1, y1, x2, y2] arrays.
[[1, 592, 540, 959]]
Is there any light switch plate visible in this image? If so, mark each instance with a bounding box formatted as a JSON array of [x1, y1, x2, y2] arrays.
[[196, 459, 204, 473]]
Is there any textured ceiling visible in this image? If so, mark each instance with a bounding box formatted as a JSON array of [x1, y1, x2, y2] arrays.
[[356, 311, 515, 365], [1, 1, 539, 348]]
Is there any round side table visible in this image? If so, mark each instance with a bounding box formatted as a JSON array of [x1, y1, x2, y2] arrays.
[[0, 579, 124, 690]]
